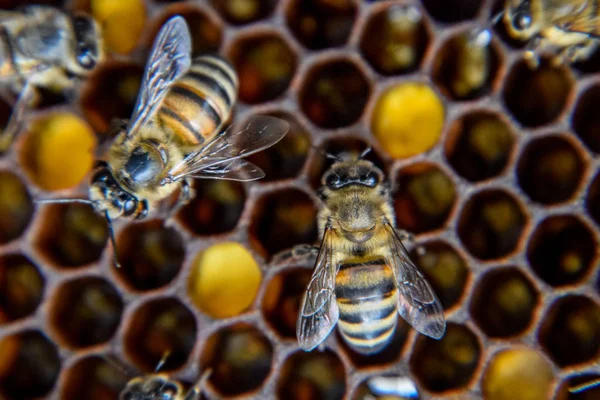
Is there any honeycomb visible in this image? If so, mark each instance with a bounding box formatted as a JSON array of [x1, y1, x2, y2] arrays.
[[0, 0, 599, 399]]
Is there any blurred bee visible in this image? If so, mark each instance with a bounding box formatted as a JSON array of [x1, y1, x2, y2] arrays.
[[118, 352, 211, 400], [0, 5, 103, 150], [37, 16, 288, 265], [500, 0, 600, 66], [275, 151, 445, 354]]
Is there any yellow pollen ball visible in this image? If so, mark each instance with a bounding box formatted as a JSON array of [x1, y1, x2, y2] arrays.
[[21, 113, 96, 191], [371, 83, 445, 159], [188, 242, 262, 318]]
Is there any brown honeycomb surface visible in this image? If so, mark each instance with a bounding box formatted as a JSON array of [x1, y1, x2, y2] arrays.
[[0, 0, 599, 399]]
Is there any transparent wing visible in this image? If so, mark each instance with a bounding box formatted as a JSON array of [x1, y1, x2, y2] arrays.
[[297, 227, 339, 351], [188, 158, 265, 182], [167, 115, 289, 182], [384, 223, 446, 339], [126, 16, 191, 138]]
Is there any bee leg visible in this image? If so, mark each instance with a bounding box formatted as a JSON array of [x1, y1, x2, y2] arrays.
[[564, 40, 598, 64], [0, 81, 36, 152], [523, 37, 542, 69], [163, 179, 194, 227], [271, 244, 320, 266]]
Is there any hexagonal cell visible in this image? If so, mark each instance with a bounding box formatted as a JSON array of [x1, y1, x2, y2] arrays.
[[200, 323, 273, 396], [124, 297, 197, 372], [49, 277, 123, 349], [517, 135, 585, 205], [470, 267, 539, 338], [178, 180, 245, 236], [188, 242, 261, 318], [262, 268, 311, 339], [20, 112, 97, 191], [308, 137, 386, 190], [250, 188, 318, 257], [35, 203, 108, 268], [61, 354, 128, 399], [81, 62, 143, 133], [587, 169, 600, 227], [410, 323, 481, 392], [338, 320, 410, 369], [0, 171, 33, 245], [371, 82, 444, 159], [0, 254, 44, 324], [526, 215, 596, 287], [210, 0, 276, 24], [557, 374, 600, 400], [0, 330, 60, 398], [421, 0, 483, 23], [482, 348, 554, 400], [445, 111, 514, 182], [353, 375, 420, 400], [393, 163, 456, 234], [572, 85, 600, 153], [286, 0, 357, 50], [247, 113, 310, 182], [277, 349, 346, 400], [432, 30, 501, 100], [150, 6, 222, 55], [410, 241, 469, 310], [360, 3, 430, 75], [300, 59, 370, 129], [538, 295, 600, 367], [115, 220, 185, 291], [457, 189, 526, 260], [502, 59, 572, 127], [229, 33, 297, 104]]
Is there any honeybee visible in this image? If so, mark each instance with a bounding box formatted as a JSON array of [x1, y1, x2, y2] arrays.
[[275, 151, 445, 354], [37, 16, 288, 264], [0, 5, 103, 150], [118, 353, 211, 400], [500, 0, 600, 66]]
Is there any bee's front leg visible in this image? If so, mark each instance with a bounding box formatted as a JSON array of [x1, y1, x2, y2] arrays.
[[0, 80, 37, 151], [523, 36, 543, 69], [163, 178, 194, 227]]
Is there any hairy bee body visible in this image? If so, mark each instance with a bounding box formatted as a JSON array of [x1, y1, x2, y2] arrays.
[[120, 372, 210, 400], [289, 155, 445, 354], [158, 54, 238, 147], [503, 0, 600, 64], [0, 5, 102, 92]]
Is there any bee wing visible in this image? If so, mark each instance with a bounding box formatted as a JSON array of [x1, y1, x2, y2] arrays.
[[167, 115, 289, 182], [384, 223, 446, 339], [187, 158, 265, 182], [126, 16, 191, 138], [297, 227, 339, 351], [555, 3, 600, 39]]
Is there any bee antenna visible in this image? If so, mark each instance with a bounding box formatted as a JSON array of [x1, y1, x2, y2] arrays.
[[570, 378, 600, 394], [35, 198, 95, 205], [325, 152, 342, 162], [189, 369, 212, 396], [104, 211, 121, 269], [154, 350, 171, 373], [101, 353, 134, 378], [490, 10, 504, 26], [359, 147, 372, 159]]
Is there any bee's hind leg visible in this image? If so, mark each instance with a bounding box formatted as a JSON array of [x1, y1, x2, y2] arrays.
[[0, 81, 36, 152], [163, 178, 194, 227]]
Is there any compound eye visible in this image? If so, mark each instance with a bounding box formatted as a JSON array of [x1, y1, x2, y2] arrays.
[[364, 171, 379, 186], [325, 173, 341, 188], [77, 47, 95, 69], [512, 11, 532, 30]]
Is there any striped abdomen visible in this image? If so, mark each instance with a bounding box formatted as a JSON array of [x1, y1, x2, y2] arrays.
[[158, 54, 238, 146], [335, 259, 398, 355]]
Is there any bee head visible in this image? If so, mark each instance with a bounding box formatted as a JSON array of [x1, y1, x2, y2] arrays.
[[322, 156, 384, 191], [504, 0, 538, 39], [120, 376, 181, 400], [68, 13, 104, 74], [89, 162, 142, 220]]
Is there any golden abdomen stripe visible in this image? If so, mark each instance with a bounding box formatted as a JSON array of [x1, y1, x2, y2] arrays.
[[335, 261, 398, 354], [159, 54, 238, 146]]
